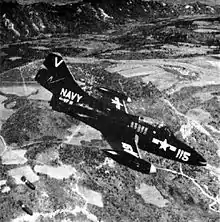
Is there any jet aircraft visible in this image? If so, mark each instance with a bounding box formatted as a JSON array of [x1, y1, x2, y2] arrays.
[[35, 53, 207, 174]]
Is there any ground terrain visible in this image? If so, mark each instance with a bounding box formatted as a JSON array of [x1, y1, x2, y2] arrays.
[[0, 0, 220, 222]]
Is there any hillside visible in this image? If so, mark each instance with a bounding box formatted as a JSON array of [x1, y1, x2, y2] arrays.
[[1, 0, 220, 43]]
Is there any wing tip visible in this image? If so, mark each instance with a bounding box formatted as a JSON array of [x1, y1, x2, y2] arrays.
[[149, 164, 157, 173], [127, 97, 132, 103], [50, 52, 62, 57]]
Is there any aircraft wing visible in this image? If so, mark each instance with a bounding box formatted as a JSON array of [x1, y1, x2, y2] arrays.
[[97, 87, 131, 113], [104, 133, 140, 158], [103, 133, 156, 174]]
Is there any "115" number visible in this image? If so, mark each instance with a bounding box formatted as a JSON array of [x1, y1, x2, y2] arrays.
[[176, 149, 191, 161]]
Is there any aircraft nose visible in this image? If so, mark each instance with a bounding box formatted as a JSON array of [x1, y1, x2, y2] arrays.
[[172, 138, 207, 167], [197, 155, 207, 167], [193, 151, 207, 166]]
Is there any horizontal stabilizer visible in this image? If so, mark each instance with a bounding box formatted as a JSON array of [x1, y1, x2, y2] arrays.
[[97, 87, 131, 113], [97, 87, 131, 102]]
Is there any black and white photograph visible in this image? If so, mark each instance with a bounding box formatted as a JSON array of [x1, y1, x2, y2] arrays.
[[0, 0, 220, 221]]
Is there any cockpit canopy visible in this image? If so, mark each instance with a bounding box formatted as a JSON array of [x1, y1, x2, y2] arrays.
[[138, 116, 173, 136], [138, 116, 148, 123], [138, 116, 161, 126]]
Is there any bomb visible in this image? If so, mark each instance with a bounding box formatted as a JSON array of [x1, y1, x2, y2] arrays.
[[21, 176, 36, 190], [17, 200, 33, 216]]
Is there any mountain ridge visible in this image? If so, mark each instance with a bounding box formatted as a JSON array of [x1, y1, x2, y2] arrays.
[[1, 0, 220, 43]]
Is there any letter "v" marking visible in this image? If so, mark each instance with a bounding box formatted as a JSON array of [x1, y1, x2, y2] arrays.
[[55, 57, 63, 68]]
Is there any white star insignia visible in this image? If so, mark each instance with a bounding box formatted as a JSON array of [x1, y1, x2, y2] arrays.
[[152, 138, 169, 151], [111, 97, 124, 110], [159, 139, 169, 151]]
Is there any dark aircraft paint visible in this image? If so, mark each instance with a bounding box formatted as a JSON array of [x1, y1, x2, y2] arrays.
[[35, 53, 207, 172], [103, 150, 154, 174], [59, 88, 83, 105], [137, 127, 207, 166], [97, 87, 131, 102]]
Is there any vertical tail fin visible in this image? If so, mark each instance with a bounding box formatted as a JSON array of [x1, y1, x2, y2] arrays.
[[35, 52, 84, 96]]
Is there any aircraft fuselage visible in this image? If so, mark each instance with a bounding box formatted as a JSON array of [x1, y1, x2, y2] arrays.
[[50, 91, 206, 167], [35, 52, 206, 170]]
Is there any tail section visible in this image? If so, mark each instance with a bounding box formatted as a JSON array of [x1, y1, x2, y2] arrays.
[[35, 52, 84, 95], [35, 52, 87, 105]]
